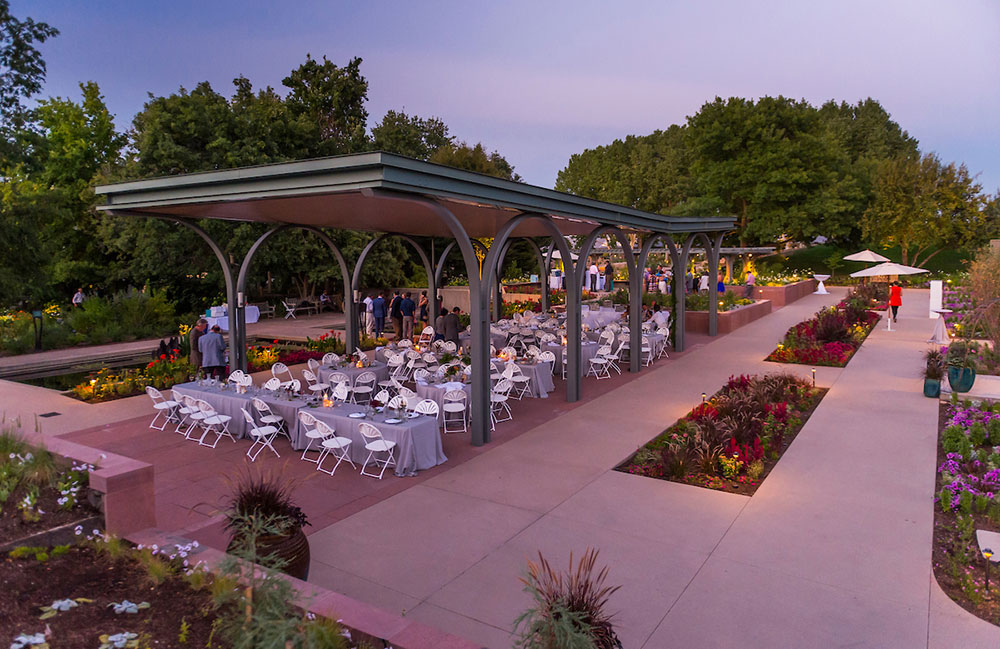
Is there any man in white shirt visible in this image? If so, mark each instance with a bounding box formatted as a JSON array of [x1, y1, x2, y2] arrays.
[[362, 294, 374, 335], [72, 288, 85, 309], [588, 260, 599, 292], [647, 303, 670, 328]]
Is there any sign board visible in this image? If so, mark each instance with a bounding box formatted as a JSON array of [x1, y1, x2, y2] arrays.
[[929, 280, 943, 318]]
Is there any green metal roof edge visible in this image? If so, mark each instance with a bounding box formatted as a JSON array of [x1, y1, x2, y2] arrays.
[[95, 151, 735, 233]]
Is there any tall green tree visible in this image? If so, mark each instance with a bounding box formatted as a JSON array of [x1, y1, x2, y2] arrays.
[[371, 109, 451, 160], [863, 153, 987, 267], [429, 141, 520, 181], [282, 55, 368, 156]]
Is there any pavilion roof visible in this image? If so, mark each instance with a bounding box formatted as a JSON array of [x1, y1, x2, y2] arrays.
[[95, 152, 734, 239]]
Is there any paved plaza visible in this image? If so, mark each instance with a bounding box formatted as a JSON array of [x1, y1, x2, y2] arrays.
[[3, 288, 1000, 648]]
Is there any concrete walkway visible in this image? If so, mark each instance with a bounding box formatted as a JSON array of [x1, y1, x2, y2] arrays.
[[301, 289, 1000, 648]]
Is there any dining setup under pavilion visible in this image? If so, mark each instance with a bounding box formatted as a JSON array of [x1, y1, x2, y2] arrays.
[[96, 152, 734, 479]]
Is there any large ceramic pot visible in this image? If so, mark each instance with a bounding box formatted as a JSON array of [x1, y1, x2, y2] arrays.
[[947, 366, 976, 393], [923, 378, 941, 398], [229, 527, 310, 580]]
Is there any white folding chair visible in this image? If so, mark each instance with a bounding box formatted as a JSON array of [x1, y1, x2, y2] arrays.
[[413, 398, 439, 421], [351, 371, 376, 403], [297, 411, 326, 463], [322, 352, 341, 366], [587, 345, 612, 379], [387, 394, 408, 411], [505, 363, 532, 400], [418, 326, 434, 344], [307, 358, 320, 374], [640, 335, 654, 367], [181, 395, 207, 439], [537, 350, 557, 375], [412, 368, 430, 383], [315, 419, 355, 476], [262, 377, 281, 391], [302, 369, 330, 394], [171, 389, 197, 434], [252, 397, 287, 438], [282, 300, 298, 319], [655, 325, 671, 359], [441, 341, 457, 353], [374, 388, 391, 405], [271, 362, 294, 388], [242, 408, 279, 461], [358, 422, 396, 479], [602, 340, 625, 375], [331, 382, 349, 403], [491, 378, 514, 428], [442, 389, 468, 433], [197, 400, 235, 448], [227, 370, 247, 385], [144, 386, 178, 431]]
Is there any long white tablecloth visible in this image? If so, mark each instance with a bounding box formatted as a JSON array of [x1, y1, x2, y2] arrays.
[[317, 362, 390, 388], [302, 403, 446, 477], [172, 382, 308, 441], [206, 305, 260, 331]]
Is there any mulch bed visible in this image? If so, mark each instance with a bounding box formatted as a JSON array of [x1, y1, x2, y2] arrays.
[[932, 400, 1000, 626], [0, 544, 222, 648], [0, 483, 101, 546]]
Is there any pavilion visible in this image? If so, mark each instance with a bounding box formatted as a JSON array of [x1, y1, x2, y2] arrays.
[[95, 152, 734, 445]]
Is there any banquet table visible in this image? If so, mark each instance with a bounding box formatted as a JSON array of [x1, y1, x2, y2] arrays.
[[317, 361, 390, 388], [543, 341, 600, 377], [415, 379, 471, 411], [301, 402, 446, 477], [929, 309, 952, 344], [581, 307, 621, 329], [490, 358, 554, 398], [205, 305, 259, 331], [171, 381, 309, 441]]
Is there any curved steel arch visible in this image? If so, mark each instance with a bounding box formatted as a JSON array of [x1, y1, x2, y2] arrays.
[[434, 238, 489, 289], [481, 213, 582, 400], [235, 224, 356, 367], [494, 236, 551, 319], [575, 226, 641, 373], [695, 232, 726, 337]]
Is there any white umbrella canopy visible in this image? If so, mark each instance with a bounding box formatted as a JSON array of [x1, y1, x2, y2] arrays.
[[843, 249, 890, 263], [849, 262, 928, 278]]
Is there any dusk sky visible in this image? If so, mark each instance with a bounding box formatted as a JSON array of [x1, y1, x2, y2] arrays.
[[20, 0, 1000, 193]]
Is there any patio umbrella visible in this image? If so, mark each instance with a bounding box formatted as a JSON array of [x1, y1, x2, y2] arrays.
[[849, 262, 928, 278], [843, 249, 890, 263]]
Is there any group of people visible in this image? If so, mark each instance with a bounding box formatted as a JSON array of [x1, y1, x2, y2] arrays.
[[358, 290, 463, 344], [188, 318, 227, 378], [586, 258, 616, 292]]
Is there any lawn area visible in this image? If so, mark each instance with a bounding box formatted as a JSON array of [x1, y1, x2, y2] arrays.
[[757, 244, 971, 277]]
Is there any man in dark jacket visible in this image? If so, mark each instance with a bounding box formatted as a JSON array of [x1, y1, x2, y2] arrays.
[[400, 292, 416, 341], [189, 318, 208, 369], [389, 291, 403, 340], [371, 293, 387, 338], [443, 307, 461, 347]]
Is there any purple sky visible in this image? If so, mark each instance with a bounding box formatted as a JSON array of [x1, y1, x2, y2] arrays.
[[20, 0, 1000, 193]]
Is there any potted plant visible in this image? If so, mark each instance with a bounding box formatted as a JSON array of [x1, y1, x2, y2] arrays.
[[224, 469, 311, 580], [923, 348, 944, 398], [945, 341, 977, 393]]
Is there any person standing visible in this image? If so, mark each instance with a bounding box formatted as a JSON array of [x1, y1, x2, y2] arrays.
[[685, 270, 694, 293], [588, 259, 599, 292], [371, 292, 387, 338], [418, 291, 429, 326], [889, 281, 902, 323], [717, 273, 726, 293], [362, 293, 374, 335], [744, 269, 756, 299], [698, 273, 709, 293], [443, 307, 461, 346], [603, 260, 614, 292], [72, 288, 85, 309], [434, 308, 447, 341], [189, 318, 208, 369], [400, 291, 416, 341], [389, 290, 403, 339], [198, 324, 227, 378]]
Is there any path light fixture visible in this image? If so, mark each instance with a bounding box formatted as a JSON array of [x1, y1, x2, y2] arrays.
[[985, 548, 995, 599], [812, 368, 816, 387], [701, 392, 707, 405]]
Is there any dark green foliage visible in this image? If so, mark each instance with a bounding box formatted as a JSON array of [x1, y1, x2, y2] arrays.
[[942, 425, 972, 457], [987, 418, 1000, 443], [969, 422, 988, 448], [224, 468, 309, 538]]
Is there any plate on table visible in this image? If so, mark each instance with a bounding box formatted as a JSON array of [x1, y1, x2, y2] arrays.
[[384, 417, 403, 424], [407, 412, 420, 419], [348, 412, 365, 419]]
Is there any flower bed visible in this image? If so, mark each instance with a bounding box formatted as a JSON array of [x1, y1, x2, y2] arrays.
[[617, 373, 826, 495], [685, 299, 773, 335], [70, 353, 194, 404], [932, 398, 1000, 623], [751, 279, 817, 308], [765, 288, 881, 367], [0, 431, 100, 547]]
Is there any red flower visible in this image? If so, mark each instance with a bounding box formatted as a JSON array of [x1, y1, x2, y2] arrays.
[[160, 354, 166, 360], [273, 339, 279, 344]]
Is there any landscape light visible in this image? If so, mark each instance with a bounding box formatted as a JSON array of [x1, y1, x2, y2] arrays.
[[812, 368, 816, 387], [701, 392, 707, 404], [984, 548, 994, 599]]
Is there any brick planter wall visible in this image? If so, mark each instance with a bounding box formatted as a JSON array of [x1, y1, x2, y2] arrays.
[[752, 279, 817, 308], [685, 300, 773, 334]]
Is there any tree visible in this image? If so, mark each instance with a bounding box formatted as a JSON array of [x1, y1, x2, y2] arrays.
[[0, 0, 58, 159], [371, 109, 451, 160], [555, 126, 691, 212], [683, 96, 856, 246], [862, 153, 987, 267], [282, 55, 368, 156], [429, 141, 520, 181]]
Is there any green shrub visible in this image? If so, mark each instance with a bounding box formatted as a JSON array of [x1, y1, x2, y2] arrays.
[[970, 422, 988, 447], [942, 425, 972, 457]]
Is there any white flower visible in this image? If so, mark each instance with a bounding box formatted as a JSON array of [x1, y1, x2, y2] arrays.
[[106, 632, 137, 648], [51, 598, 78, 611], [74, 525, 83, 536], [10, 633, 46, 649]]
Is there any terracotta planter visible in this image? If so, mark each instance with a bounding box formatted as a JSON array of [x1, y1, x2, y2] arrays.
[[229, 527, 310, 580], [947, 367, 976, 393], [923, 378, 941, 398]]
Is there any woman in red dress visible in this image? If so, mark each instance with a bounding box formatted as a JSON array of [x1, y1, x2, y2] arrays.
[[889, 281, 902, 323]]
